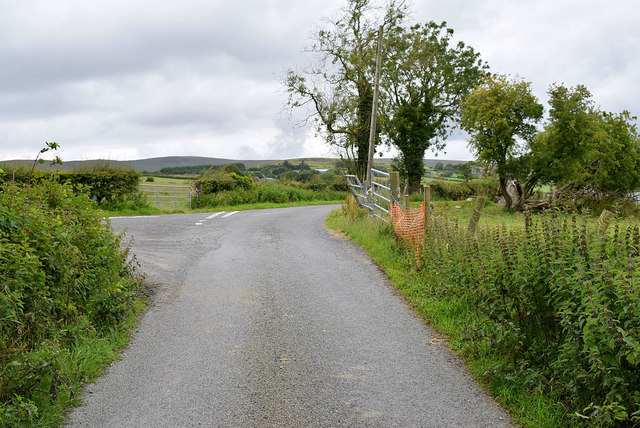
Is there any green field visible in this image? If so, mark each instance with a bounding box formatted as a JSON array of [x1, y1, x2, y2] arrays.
[[140, 175, 196, 185]]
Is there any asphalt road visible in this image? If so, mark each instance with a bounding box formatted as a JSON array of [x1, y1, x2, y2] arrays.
[[66, 205, 512, 427]]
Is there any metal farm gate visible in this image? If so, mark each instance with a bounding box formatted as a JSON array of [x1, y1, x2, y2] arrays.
[[139, 184, 192, 209], [344, 169, 391, 222]]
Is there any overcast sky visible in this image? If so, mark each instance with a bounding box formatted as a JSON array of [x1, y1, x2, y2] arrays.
[[1, 0, 638, 162]]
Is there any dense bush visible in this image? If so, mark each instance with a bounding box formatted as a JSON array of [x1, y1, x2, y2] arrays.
[[194, 169, 252, 195], [329, 174, 349, 191], [0, 165, 141, 203], [422, 212, 640, 425], [428, 179, 498, 200], [64, 168, 140, 201], [0, 180, 142, 425], [158, 162, 246, 175], [193, 182, 346, 208]]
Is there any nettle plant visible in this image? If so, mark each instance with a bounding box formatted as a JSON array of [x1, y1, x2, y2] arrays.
[[421, 211, 640, 425]]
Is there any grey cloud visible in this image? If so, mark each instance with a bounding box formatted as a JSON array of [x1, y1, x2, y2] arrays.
[[1, 0, 638, 162]]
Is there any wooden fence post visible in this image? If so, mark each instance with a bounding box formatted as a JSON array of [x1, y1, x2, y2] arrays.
[[423, 185, 431, 241], [467, 196, 486, 235], [598, 209, 615, 233], [403, 179, 409, 209], [390, 171, 400, 204]]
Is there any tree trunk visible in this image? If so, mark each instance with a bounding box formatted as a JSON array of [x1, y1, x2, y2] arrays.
[[408, 169, 423, 193], [499, 176, 512, 208], [399, 145, 426, 193]]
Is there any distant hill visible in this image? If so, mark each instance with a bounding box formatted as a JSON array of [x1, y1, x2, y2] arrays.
[[0, 156, 271, 173], [1, 156, 468, 173]]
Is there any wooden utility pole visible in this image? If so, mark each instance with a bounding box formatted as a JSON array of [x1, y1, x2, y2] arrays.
[[365, 25, 383, 191]]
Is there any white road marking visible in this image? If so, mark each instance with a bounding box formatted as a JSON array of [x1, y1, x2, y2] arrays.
[[206, 212, 224, 219], [195, 222, 203, 225], [221, 211, 239, 218], [109, 215, 160, 219]]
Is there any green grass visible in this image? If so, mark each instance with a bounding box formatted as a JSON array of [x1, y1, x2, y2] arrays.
[[101, 206, 166, 216], [102, 199, 345, 217], [325, 209, 566, 427], [141, 176, 196, 185], [188, 199, 343, 212], [30, 298, 146, 427], [405, 198, 640, 230]]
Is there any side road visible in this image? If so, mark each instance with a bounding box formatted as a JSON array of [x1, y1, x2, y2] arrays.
[[67, 206, 512, 427]]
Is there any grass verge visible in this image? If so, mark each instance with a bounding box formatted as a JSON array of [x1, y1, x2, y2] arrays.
[[0, 180, 148, 426], [103, 199, 345, 217], [30, 297, 146, 427]]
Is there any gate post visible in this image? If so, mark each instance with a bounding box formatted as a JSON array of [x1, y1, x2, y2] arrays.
[[389, 171, 400, 204], [467, 196, 486, 235], [423, 185, 431, 241]]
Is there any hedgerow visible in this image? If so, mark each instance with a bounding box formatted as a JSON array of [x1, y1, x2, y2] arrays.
[[0, 180, 143, 426], [193, 182, 346, 208], [428, 178, 498, 200], [0, 165, 141, 203]]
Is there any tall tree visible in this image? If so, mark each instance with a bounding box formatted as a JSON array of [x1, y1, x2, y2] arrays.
[[531, 84, 640, 200], [284, 0, 405, 180], [460, 75, 543, 208], [529, 84, 597, 187], [381, 21, 487, 191]]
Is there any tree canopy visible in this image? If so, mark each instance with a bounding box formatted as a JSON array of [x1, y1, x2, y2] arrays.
[[382, 21, 487, 190], [460, 74, 544, 207], [284, 0, 406, 180], [530, 85, 640, 202]]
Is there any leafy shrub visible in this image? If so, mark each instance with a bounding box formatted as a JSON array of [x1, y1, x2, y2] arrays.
[[319, 170, 338, 185], [329, 175, 349, 191], [63, 168, 140, 201], [428, 180, 472, 200], [0, 165, 141, 203], [465, 178, 499, 198], [193, 182, 346, 208], [0, 180, 142, 425], [194, 169, 253, 195], [99, 191, 150, 211], [304, 175, 329, 192], [428, 179, 497, 200]]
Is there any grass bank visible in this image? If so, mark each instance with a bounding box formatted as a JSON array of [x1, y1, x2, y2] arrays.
[[326, 204, 640, 427], [0, 180, 146, 426]]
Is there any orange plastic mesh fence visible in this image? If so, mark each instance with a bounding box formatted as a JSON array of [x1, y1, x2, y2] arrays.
[[389, 202, 425, 262]]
